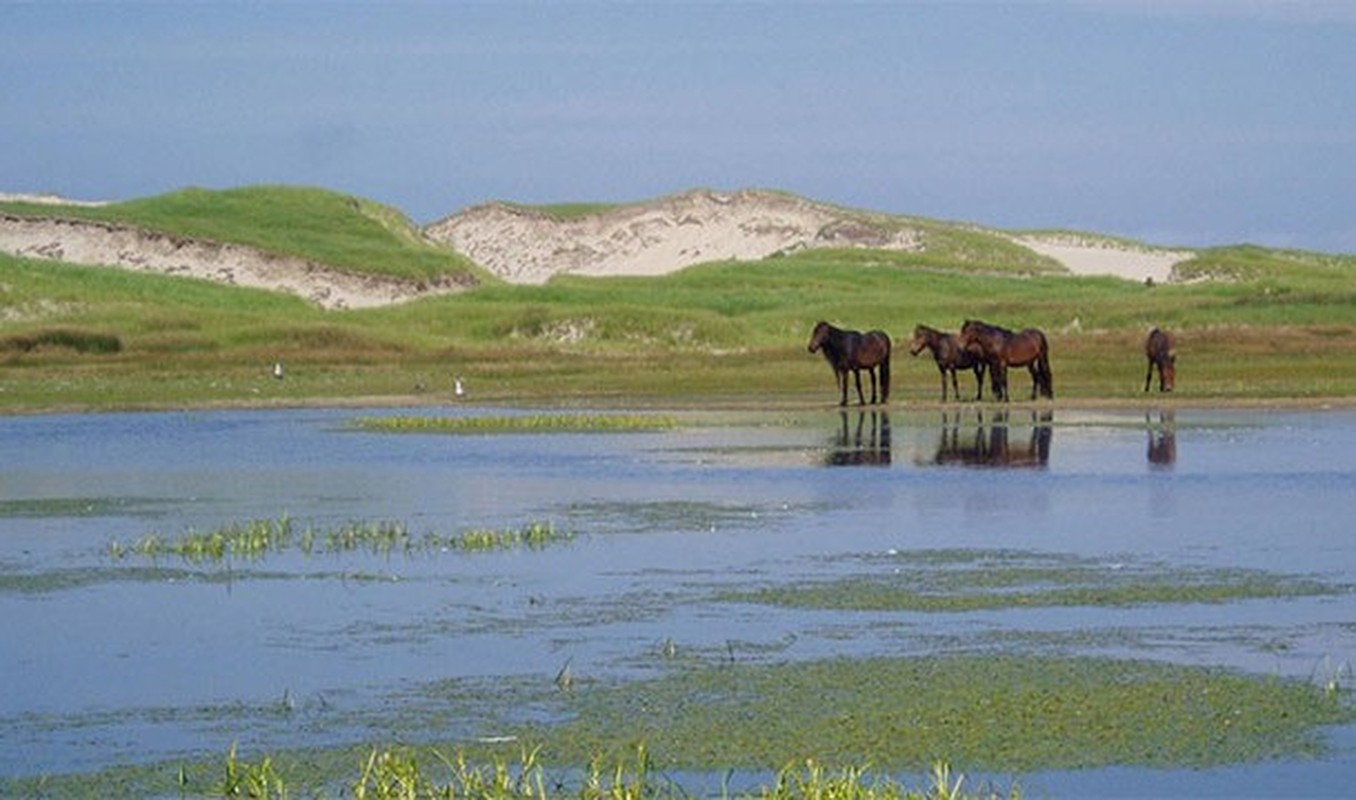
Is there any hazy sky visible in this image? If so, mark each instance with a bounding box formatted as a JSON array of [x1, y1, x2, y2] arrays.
[[4, 1, 1354, 251]]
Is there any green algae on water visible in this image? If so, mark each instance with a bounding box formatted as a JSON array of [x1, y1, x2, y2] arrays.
[[721, 549, 1344, 612], [529, 654, 1353, 773]]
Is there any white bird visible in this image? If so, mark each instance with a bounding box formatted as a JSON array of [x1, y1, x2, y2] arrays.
[[272, 362, 285, 380], [454, 376, 465, 398]]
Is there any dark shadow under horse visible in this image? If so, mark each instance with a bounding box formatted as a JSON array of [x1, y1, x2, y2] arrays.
[[808, 320, 892, 406], [825, 409, 892, 467], [923, 408, 1053, 469]]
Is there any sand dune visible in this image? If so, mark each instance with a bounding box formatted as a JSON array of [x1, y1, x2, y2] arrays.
[[2, 189, 1193, 307]]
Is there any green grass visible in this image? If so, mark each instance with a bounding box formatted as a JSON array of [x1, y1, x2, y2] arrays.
[[4, 185, 1356, 411], [352, 413, 681, 434], [108, 517, 573, 563], [5, 743, 1019, 800], [1, 185, 484, 284]]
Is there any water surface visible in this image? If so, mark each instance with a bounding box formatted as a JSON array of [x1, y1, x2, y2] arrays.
[[1, 405, 1353, 795]]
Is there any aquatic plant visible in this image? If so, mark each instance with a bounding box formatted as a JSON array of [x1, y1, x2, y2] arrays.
[[532, 654, 1352, 772], [220, 742, 288, 799], [720, 549, 1344, 613], [347, 744, 1015, 800], [107, 517, 572, 564], [351, 414, 680, 434]]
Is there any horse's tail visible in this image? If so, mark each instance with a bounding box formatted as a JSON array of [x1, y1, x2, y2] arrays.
[[1037, 332, 1054, 398], [879, 351, 891, 403]]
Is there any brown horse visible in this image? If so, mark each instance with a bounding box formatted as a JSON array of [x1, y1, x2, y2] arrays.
[[808, 320, 892, 406], [909, 324, 986, 402], [958, 319, 1053, 401], [1144, 327, 1176, 392]]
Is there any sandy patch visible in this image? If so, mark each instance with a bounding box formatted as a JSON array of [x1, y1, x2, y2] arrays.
[[1014, 234, 1194, 284], [0, 213, 468, 310], [425, 189, 923, 284]]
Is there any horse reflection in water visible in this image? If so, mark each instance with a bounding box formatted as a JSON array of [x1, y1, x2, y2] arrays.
[[925, 408, 1053, 469], [825, 410, 892, 467], [1147, 409, 1176, 469]]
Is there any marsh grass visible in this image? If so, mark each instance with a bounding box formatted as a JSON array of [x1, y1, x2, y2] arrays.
[[353, 414, 681, 434], [6, 231, 1356, 409], [37, 743, 1019, 797], [108, 517, 572, 564]]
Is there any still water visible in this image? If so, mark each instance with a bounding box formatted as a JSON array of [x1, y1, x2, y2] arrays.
[[1, 405, 1354, 795]]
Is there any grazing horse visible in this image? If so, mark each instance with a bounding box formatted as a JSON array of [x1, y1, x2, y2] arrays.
[[807, 320, 892, 406], [909, 324, 986, 402], [958, 319, 1053, 401], [1144, 327, 1176, 392]]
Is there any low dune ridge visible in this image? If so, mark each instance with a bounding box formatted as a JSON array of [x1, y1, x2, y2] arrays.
[[424, 188, 925, 284], [1, 188, 1195, 307]]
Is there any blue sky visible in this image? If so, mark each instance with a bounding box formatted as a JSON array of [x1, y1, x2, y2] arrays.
[[4, 2, 1354, 251]]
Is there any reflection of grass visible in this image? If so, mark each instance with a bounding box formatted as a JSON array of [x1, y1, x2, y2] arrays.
[[721, 549, 1343, 612], [352, 414, 679, 434], [108, 517, 572, 563]]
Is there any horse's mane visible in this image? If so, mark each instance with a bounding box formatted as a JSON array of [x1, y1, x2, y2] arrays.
[[963, 319, 1013, 336]]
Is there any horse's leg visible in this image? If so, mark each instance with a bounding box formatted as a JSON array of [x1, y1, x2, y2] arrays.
[[867, 366, 879, 405], [1029, 363, 1040, 401], [854, 368, 867, 405], [837, 368, 849, 406], [937, 366, 948, 401], [973, 364, 985, 402], [1145, 358, 1155, 393]]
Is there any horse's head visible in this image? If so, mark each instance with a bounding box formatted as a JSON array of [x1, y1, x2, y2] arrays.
[[908, 325, 931, 356], [957, 320, 983, 353], [807, 321, 830, 353]]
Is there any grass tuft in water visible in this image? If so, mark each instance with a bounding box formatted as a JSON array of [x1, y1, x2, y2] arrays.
[[352, 414, 680, 434], [108, 517, 572, 564]]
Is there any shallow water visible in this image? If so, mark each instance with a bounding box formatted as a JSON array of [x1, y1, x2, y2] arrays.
[[1, 405, 1354, 794]]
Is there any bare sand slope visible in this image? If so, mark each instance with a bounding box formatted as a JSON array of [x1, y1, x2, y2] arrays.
[[1014, 234, 1193, 284], [0, 213, 466, 310], [424, 189, 924, 284]]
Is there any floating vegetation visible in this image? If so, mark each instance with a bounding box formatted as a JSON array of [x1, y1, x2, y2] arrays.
[[530, 655, 1353, 773], [351, 413, 681, 434], [0, 496, 167, 518], [108, 517, 572, 564], [720, 549, 1345, 612], [564, 499, 811, 535]]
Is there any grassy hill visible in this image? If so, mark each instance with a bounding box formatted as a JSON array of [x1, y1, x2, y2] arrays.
[[2, 186, 1355, 411], [0, 185, 484, 284]]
